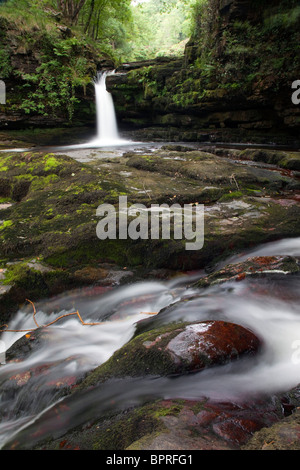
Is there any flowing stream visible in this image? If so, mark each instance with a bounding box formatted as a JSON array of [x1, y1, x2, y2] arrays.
[[0, 71, 300, 448], [0, 237, 299, 448]]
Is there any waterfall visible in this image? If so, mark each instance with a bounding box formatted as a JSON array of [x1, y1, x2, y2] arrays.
[[94, 71, 120, 144], [3, 69, 135, 152]]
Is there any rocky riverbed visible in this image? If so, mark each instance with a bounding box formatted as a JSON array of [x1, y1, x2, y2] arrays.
[[0, 132, 299, 450]]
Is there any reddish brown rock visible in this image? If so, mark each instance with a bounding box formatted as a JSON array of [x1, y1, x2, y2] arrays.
[[195, 256, 300, 288], [127, 398, 283, 450], [5, 395, 284, 450], [165, 321, 261, 373], [82, 320, 262, 382]]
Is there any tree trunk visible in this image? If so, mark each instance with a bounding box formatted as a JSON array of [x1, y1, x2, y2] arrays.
[[56, 0, 86, 25], [72, 0, 86, 24], [95, 8, 101, 40], [84, 0, 94, 33]]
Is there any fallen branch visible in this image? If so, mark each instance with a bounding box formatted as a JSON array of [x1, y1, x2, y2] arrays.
[[0, 300, 158, 333], [0, 299, 105, 333]]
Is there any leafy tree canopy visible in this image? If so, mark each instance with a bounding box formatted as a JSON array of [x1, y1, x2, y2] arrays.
[[123, 0, 197, 61]]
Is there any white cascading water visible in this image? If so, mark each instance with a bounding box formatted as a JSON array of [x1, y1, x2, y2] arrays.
[[33, 70, 133, 152], [0, 237, 300, 448], [88, 70, 132, 148], [94, 71, 119, 144]]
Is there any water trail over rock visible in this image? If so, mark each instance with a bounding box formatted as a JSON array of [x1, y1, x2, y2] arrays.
[[0, 238, 300, 448]]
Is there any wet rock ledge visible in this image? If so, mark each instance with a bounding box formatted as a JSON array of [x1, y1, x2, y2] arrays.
[[0, 144, 300, 321]]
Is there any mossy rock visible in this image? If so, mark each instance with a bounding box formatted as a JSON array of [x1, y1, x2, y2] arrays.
[[8, 398, 187, 450], [194, 256, 300, 288], [79, 320, 261, 387], [242, 408, 300, 450], [238, 149, 300, 172], [1, 148, 300, 319]]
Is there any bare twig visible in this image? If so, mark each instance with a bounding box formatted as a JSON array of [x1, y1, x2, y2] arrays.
[[0, 299, 105, 333], [0, 300, 158, 334], [230, 173, 240, 190]]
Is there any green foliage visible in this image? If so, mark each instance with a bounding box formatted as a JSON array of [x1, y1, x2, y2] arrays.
[[0, 0, 133, 65], [2, 0, 299, 123], [15, 34, 94, 120], [0, 47, 12, 78], [0, 1, 126, 120], [129, 0, 300, 114], [0, 0, 54, 30], [49, 0, 133, 49], [263, 5, 300, 32], [123, 0, 197, 61], [190, 0, 209, 38], [182, 0, 300, 100]]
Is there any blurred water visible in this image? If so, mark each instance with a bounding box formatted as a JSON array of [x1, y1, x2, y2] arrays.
[[0, 237, 299, 448]]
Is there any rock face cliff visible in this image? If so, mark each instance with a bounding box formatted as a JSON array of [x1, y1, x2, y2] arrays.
[[107, 0, 300, 144], [1, 0, 299, 140]]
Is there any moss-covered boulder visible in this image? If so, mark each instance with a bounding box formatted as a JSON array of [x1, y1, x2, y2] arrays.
[[79, 320, 260, 387], [237, 149, 300, 172]]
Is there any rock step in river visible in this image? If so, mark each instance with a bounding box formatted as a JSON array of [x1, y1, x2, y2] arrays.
[[0, 135, 299, 450]]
